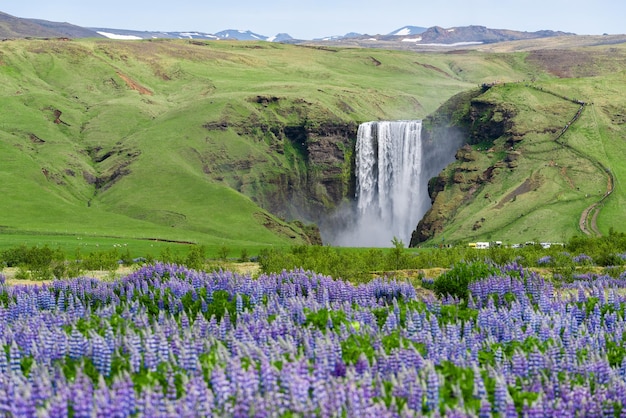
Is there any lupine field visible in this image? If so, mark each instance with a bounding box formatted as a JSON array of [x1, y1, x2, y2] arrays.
[[2, 262, 626, 416]]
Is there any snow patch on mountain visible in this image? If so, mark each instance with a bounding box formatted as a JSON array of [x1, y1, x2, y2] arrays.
[[420, 41, 484, 47], [401, 37, 422, 42], [390, 26, 428, 36], [97, 31, 142, 40], [393, 28, 411, 36]]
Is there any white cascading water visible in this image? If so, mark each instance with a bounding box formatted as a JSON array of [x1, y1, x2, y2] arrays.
[[352, 120, 424, 246], [324, 119, 462, 247]]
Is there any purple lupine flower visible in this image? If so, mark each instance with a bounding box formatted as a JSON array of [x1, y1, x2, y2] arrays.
[[332, 359, 347, 378], [211, 365, 232, 409], [537, 256, 552, 266], [425, 366, 439, 412], [71, 374, 94, 418], [90, 332, 112, 377], [9, 341, 21, 373], [12, 385, 37, 418], [493, 376, 509, 414], [474, 367, 486, 400], [478, 398, 492, 418], [47, 392, 69, 418], [573, 254, 593, 264], [69, 327, 86, 360], [0, 344, 8, 373]]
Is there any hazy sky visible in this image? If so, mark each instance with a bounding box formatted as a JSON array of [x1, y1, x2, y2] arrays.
[[3, 1, 624, 39]]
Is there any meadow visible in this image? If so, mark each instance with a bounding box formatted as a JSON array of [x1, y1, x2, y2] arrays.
[[3, 252, 626, 416]]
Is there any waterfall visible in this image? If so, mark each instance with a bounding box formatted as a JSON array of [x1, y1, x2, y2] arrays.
[[338, 120, 426, 246], [323, 119, 462, 247]]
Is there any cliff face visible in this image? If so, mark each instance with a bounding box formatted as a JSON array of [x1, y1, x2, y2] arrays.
[[202, 111, 358, 225], [281, 122, 357, 222]]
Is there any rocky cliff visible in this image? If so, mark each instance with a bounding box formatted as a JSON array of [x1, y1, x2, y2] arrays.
[[202, 101, 358, 227]]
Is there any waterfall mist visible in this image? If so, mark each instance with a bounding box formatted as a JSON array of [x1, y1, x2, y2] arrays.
[[322, 120, 463, 247]]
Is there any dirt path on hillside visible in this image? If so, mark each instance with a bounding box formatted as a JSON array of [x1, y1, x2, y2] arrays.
[[579, 204, 599, 236], [579, 165, 613, 236], [116, 71, 153, 95]]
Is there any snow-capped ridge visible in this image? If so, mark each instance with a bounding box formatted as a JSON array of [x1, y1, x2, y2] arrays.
[[390, 26, 428, 36]]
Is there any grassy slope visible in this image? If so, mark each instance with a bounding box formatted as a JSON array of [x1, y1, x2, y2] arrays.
[[0, 38, 624, 253], [428, 43, 626, 244], [546, 72, 626, 234]]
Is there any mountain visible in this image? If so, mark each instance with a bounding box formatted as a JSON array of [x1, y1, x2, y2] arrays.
[[84, 25, 578, 45], [267, 33, 294, 42], [313, 32, 365, 41], [213, 29, 268, 41], [92, 28, 275, 42], [415, 25, 573, 44], [0, 11, 102, 39], [356, 25, 574, 45], [0, 9, 579, 46], [90, 28, 220, 40], [388, 26, 428, 36]]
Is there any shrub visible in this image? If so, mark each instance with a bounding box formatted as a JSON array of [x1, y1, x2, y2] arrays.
[[81, 249, 121, 271], [239, 248, 250, 263], [217, 245, 230, 262], [185, 245, 206, 270], [14, 265, 31, 281], [596, 253, 624, 267], [434, 261, 499, 300]]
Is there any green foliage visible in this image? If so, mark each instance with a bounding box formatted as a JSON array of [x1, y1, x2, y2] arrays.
[[259, 244, 422, 282], [14, 265, 31, 281], [239, 248, 250, 262], [381, 330, 402, 354], [433, 261, 499, 300], [304, 308, 347, 332], [0, 244, 65, 279], [438, 304, 479, 325], [388, 237, 410, 270], [159, 247, 181, 265], [81, 249, 121, 272], [185, 245, 206, 270], [436, 362, 479, 412], [341, 334, 377, 365], [217, 245, 230, 262], [549, 252, 576, 280], [604, 265, 625, 278], [567, 232, 626, 266], [20, 356, 34, 377], [0, 291, 11, 308]]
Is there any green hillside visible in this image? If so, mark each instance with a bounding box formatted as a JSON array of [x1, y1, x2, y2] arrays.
[[0, 38, 624, 253], [413, 44, 626, 245]]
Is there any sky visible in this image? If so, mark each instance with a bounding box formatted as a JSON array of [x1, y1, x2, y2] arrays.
[[3, 1, 624, 39]]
